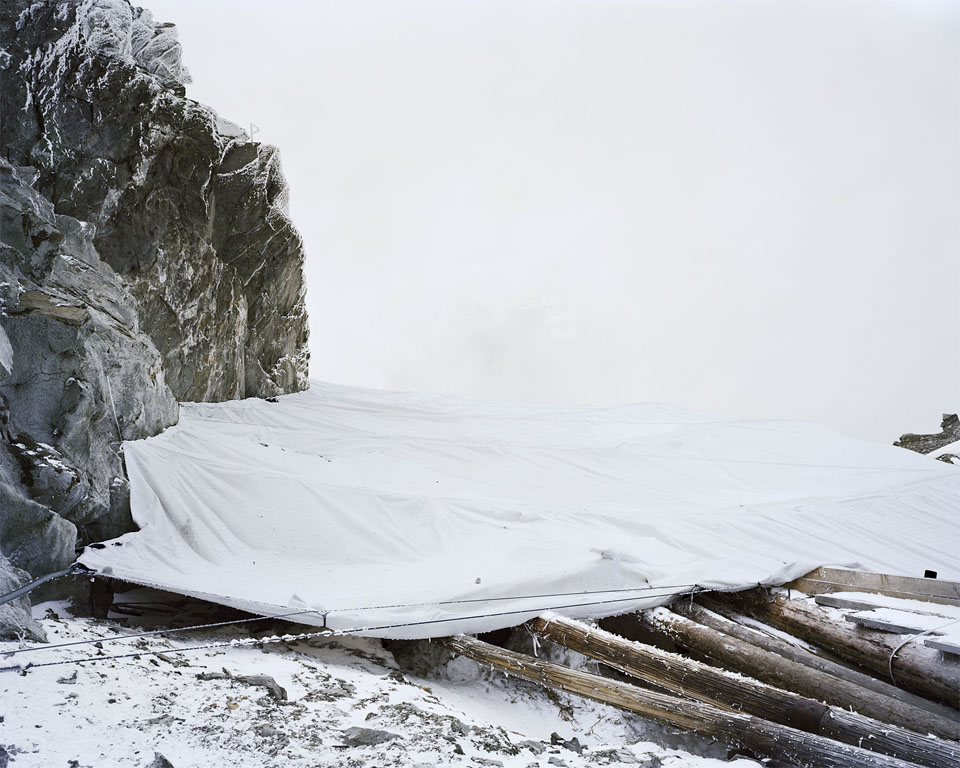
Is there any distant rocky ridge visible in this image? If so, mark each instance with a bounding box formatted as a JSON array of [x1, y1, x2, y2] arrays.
[[894, 414, 960, 464], [0, 0, 309, 639]]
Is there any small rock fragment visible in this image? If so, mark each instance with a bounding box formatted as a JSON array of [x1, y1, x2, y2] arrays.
[[142, 714, 175, 727], [234, 673, 287, 701], [519, 740, 546, 754], [147, 753, 175, 768], [550, 733, 584, 754], [384, 669, 408, 684], [196, 671, 231, 681], [341, 727, 402, 747]]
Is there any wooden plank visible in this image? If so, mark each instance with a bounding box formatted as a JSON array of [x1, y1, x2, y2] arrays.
[[816, 594, 891, 612], [692, 597, 960, 724], [440, 634, 924, 768], [926, 638, 960, 656], [815, 594, 959, 619], [528, 614, 958, 768], [718, 589, 960, 707], [648, 604, 959, 741], [789, 567, 960, 608], [845, 611, 944, 636]]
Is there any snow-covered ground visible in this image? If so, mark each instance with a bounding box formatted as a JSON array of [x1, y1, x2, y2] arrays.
[[0, 592, 760, 768]]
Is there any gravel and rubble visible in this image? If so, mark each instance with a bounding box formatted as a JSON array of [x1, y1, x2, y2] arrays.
[[0, 591, 762, 768]]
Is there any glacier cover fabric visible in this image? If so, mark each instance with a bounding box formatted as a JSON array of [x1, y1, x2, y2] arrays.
[[80, 381, 960, 638]]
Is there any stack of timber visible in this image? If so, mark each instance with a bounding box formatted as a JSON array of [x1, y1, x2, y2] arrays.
[[715, 585, 960, 706], [440, 568, 959, 768]]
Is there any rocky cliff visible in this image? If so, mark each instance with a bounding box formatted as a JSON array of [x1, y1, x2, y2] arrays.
[[0, 0, 309, 639]]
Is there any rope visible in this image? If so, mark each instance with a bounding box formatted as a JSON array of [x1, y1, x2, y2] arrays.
[[3, 627, 339, 673], [0, 564, 87, 608], [0, 585, 709, 674], [296, 582, 700, 614], [104, 374, 123, 443], [2, 582, 698, 658], [0, 607, 327, 657], [887, 618, 960, 687]]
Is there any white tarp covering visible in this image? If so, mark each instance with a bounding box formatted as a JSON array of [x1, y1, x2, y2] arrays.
[[80, 381, 960, 638]]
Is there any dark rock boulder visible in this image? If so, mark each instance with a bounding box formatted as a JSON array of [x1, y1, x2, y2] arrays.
[[0, 551, 47, 642], [895, 414, 960, 463]]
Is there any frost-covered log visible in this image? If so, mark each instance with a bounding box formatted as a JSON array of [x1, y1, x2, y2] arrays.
[[528, 614, 958, 767], [640, 606, 958, 741], [683, 599, 959, 727], [719, 590, 960, 708], [441, 634, 924, 768]]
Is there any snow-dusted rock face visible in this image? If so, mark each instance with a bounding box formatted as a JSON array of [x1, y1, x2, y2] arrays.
[[1, 0, 309, 401], [0, 0, 309, 632], [0, 158, 178, 635]]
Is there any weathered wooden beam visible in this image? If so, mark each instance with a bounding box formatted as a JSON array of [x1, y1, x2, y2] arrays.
[[846, 610, 951, 636], [926, 638, 960, 657], [691, 597, 959, 725], [815, 594, 958, 619], [527, 614, 958, 768], [718, 589, 960, 707], [439, 634, 924, 768], [788, 567, 960, 608], [644, 604, 959, 741]]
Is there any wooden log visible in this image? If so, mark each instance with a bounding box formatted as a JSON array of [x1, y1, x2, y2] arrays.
[[689, 598, 960, 727], [719, 589, 960, 707], [439, 634, 923, 768], [643, 605, 959, 741], [788, 567, 960, 608], [527, 614, 958, 768]]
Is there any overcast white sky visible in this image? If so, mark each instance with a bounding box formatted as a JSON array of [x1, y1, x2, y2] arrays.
[[150, 0, 959, 442]]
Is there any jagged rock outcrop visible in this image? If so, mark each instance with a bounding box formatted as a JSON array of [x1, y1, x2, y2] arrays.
[[0, 0, 310, 633], [0, 158, 177, 634], [1, 0, 308, 402], [1, 158, 177, 543], [895, 414, 960, 464]]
